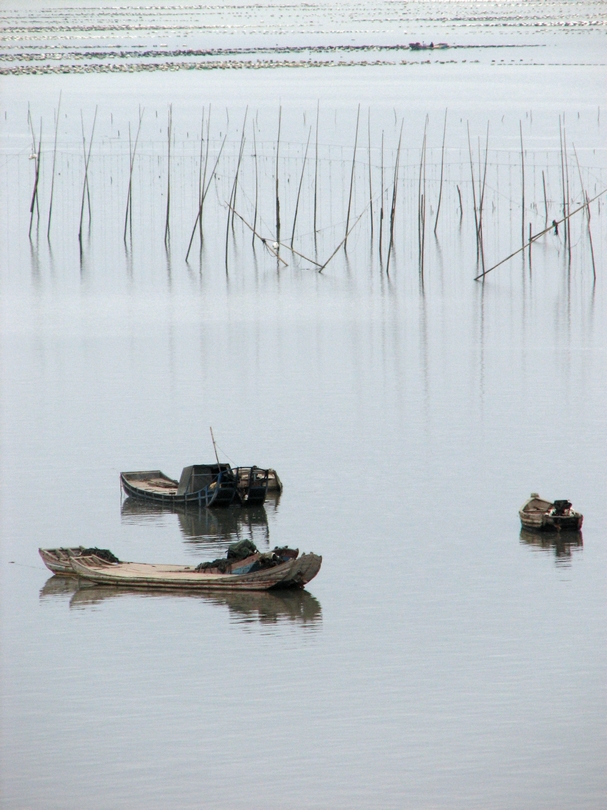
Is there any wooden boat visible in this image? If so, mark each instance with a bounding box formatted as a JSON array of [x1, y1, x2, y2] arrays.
[[120, 464, 239, 507], [235, 466, 283, 493], [39, 546, 119, 575], [64, 548, 322, 591], [519, 493, 583, 532], [39, 546, 82, 575], [233, 466, 270, 505]]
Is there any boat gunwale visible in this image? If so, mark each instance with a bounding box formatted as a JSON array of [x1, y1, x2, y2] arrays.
[[67, 552, 322, 591]]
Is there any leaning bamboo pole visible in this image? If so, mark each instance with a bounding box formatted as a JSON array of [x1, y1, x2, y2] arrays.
[[164, 104, 172, 246], [474, 188, 606, 281], [28, 118, 42, 237], [78, 106, 97, 244], [344, 103, 360, 248], [519, 120, 525, 251], [573, 144, 597, 280], [291, 126, 311, 248], [378, 130, 384, 265], [123, 107, 144, 243], [185, 134, 227, 261], [385, 121, 403, 275], [313, 101, 319, 244], [275, 105, 282, 245], [367, 107, 374, 240], [230, 107, 248, 229], [467, 123, 480, 260], [476, 123, 490, 273], [47, 92, 61, 240], [434, 108, 448, 234]]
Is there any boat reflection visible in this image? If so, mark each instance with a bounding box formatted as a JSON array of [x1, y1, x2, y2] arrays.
[[39, 575, 80, 598], [519, 528, 583, 563], [121, 494, 280, 546], [39, 576, 321, 628]]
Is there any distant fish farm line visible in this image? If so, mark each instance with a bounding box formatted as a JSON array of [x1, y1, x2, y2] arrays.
[[11, 105, 606, 280]]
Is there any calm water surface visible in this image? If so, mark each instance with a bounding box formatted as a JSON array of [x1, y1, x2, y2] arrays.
[[1, 3, 606, 809]]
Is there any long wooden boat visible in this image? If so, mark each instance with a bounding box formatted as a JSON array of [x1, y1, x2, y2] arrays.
[[65, 549, 321, 591], [120, 464, 239, 507], [519, 493, 583, 532], [40, 545, 321, 591]]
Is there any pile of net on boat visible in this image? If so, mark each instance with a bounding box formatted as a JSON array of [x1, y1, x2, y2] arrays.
[[194, 539, 291, 573], [80, 547, 121, 563]]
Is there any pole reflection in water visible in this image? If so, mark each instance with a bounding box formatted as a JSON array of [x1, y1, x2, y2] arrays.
[[519, 529, 583, 565], [39, 576, 322, 629]]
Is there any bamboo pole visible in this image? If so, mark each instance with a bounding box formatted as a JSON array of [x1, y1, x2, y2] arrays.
[[164, 104, 172, 246], [78, 106, 97, 244], [275, 105, 282, 245], [457, 185, 463, 223], [434, 108, 447, 234], [386, 121, 403, 275], [198, 105, 209, 244], [319, 207, 368, 273], [185, 134, 227, 261], [313, 101, 319, 245], [201, 106, 212, 242], [378, 130, 384, 265], [542, 169, 548, 227], [123, 107, 144, 243], [563, 123, 572, 266], [367, 107, 374, 240], [558, 116, 567, 246], [573, 144, 597, 280], [252, 123, 259, 246], [519, 120, 525, 250], [28, 118, 42, 237], [474, 189, 606, 281], [477, 123, 490, 273], [418, 118, 428, 275], [344, 103, 360, 247], [47, 91, 61, 240], [290, 126, 311, 248], [467, 123, 480, 259], [230, 107, 248, 229]]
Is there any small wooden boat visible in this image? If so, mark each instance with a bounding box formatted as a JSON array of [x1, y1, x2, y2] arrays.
[[120, 464, 239, 507], [64, 548, 322, 591], [232, 466, 270, 505], [235, 466, 283, 493], [39, 546, 119, 575], [519, 493, 583, 532]]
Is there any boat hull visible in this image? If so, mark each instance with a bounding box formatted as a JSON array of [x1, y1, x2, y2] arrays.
[[518, 494, 583, 532], [120, 468, 238, 507], [39, 547, 83, 575], [519, 512, 583, 532], [66, 552, 322, 591]]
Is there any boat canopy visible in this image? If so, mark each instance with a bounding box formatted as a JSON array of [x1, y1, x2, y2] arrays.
[[176, 464, 233, 496]]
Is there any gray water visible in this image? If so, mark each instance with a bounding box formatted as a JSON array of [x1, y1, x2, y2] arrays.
[[1, 3, 606, 809]]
